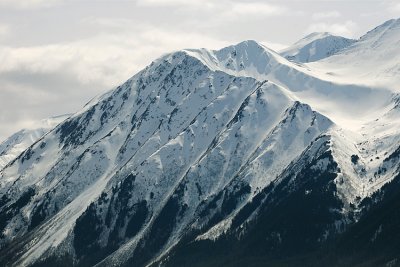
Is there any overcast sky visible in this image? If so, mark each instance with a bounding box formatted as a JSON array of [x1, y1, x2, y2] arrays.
[[0, 0, 399, 141]]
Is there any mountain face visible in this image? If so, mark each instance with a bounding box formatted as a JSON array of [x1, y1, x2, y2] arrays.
[[0, 115, 70, 170], [1, 19, 400, 267], [280, 32, 356, 63]]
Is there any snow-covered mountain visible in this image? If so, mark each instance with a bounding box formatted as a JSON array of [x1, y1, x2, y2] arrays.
[[280, 32, 355, 63], [0, 115, 70, 170], [1, 19, 400, 267], [309, 18, 400, 89]]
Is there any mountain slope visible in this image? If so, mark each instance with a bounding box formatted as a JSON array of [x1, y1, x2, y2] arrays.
[[153, 134, 345, 267], [0, 115, 70, 170], [280, 32, 355, 63], [309, 18, 400, 90], [0, 19, 400, 267], [185, 40, 392, 131], [0, 47, 338, 267]]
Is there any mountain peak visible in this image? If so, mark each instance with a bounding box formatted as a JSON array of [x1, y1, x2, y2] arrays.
[[233, 39, 268, 50], [281, 32, 355, 63], [378, 18, 400, 28], [182, 39, 285, 79], [301, 32, 333, 42], [219, 39, 277, 57], [360, 17, 400, 42]]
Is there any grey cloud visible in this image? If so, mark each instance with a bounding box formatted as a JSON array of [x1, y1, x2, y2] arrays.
[[0, 0, 63, 9], [0, 69, 106, 140]]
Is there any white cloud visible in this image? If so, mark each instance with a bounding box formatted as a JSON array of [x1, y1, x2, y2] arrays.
[[136, 0, 286, 17], [260, 40, 288, 52], [0, 24, 230, 140], [392, 3, 400, 12], [229, 2, 286, 17], [0, 23, 9, 36], [136, 0, 214, 7], [0, 20, 228, 87], [381, 0, 400, 14], [306, 20, 358, 38], [0, 0, 62, 8], [312, 11, 341, 20]]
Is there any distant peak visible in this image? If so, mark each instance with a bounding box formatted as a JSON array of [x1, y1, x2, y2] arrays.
[[281, 31, 355, 63], [380, 18, 399, 27], [237, 39, 255, 45], [304, 32, 332, 39], [297, 32, 344, 44], [211, 40, 278, 59], [233, 40, 268, 51], [361, 18, 400, 40], [376, 18, 400, 30]]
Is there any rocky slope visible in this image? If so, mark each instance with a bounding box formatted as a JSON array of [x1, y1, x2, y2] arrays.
[[1, 19, 400, 267]]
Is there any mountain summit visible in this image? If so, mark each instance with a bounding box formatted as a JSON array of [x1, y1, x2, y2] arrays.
[[1, 19, 400, 267], [280, 32, 356, 63]]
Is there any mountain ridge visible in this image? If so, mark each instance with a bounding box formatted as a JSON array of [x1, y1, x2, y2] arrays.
[[1, 18, 400, 267]]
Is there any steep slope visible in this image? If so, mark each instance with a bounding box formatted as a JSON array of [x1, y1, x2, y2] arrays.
[[152, 96, 400, 267], [95, 99, 334, 267], [185, 40, 392, 131], [280, 32, 355, 63], [1, 51, 255, 253], [0, 115, 70, 170], [1, 19, 400, 267], [333, 168, 400, 266], [0, 42, 341, 267], [154, 134, 347, 267]]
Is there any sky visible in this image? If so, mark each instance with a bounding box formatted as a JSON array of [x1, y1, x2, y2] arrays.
[[0, 0, 399, 141]]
